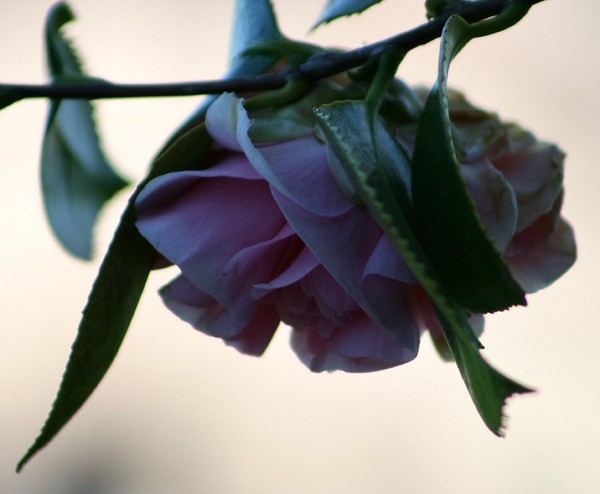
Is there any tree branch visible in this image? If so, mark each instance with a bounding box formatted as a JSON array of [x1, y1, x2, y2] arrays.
[[0, 0, 544, 102]]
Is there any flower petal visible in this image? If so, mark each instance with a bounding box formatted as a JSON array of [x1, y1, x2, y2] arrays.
[[505, 194, 576, 292], [493, 126, 565, 232], [161, 276, 280, 356], [255, 137, 353, 216], [290, 310, 417, 373], [207, 92, 354, 217], [160, 276, 240, 339], [252, 245, 320, 295], [272, 191, 381, 301], [136, 159, 286, 319], [205, 93, 248, 152], [363, 233, 416, 284], [360, 274, 420, 354]]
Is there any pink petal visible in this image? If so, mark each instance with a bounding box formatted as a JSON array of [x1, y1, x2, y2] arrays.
[[360, 274, 420, 353], [363, 232, 416, 284], [290, 310, 417, 373], [205, 93, 247, 152], [255, 137, 354, 216], [207, 92, 354, 217], [224, 304, 282, 356], [492, 130, 564, 232], [136, 163, 286, 317], [505, 195, 576, 293], [252, 245, 320, 296], [272, 190, 381, 301], [161, 276, 241, 339], [161, 276, 280, 356]]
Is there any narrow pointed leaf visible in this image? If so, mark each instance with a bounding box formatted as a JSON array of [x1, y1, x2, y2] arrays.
[[18, 124, 214, 472], [42, 3, 128, 259], [437, 309, 533, 435], [411, 15, 525, 313], [316, 101, 532, 435], [314, 0, 385, 28]]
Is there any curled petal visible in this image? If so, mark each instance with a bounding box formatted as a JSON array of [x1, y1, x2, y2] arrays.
[[161, 276, 280, 356], [206, 93, 247, 152], [208, 93, 354, 217], [493, 127, 565, 232], [505, 194, 576, 293], [253, 245, 320, 296]]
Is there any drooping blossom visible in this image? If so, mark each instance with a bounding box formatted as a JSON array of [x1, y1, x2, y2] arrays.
[[135, 85, 575, 372]]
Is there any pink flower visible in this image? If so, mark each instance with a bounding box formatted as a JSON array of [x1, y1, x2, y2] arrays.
[[135, 89, 575, 372]]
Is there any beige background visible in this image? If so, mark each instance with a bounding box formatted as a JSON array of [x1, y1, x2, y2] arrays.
[[1, 1, 598, 493]]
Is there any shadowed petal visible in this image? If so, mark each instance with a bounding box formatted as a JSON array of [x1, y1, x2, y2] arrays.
[[506, 194, 576, 293], [493, 127, 564, 232], [161, 276, 280, 356], [136, 163, 285, 311], [290, 310, 417, 373]]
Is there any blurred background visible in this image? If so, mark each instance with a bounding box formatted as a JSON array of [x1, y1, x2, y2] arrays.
[[1, 1, 598, 493]]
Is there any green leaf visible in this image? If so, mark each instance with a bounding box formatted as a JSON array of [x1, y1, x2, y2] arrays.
[[315, 101, 532, 435], [436, 309, 533, 435], [411, 15, 525, 314], [314, 0, 384, 28], [18, 124, 214, 472], [315, 101, 413, 228], [41, 2, 128, 260]]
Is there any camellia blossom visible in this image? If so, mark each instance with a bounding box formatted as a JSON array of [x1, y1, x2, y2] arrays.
[[135, 85, 575, 372]]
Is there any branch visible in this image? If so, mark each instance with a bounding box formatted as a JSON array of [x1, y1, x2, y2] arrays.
[[0, 0, 544, 102]]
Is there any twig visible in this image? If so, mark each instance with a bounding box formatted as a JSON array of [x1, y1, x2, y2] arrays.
[[0, 0, 544, 102]]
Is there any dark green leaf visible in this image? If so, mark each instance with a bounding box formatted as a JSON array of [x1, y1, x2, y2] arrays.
[[436, 309, 534, 435], [411, 15, 525, 313], [17, 200, 153, 473], [18, 124, 214, 472], [42, 3, 128, 260], [316, 101, 532, 435], [315, 101, 413, 224], [314, 0, 385, 28]]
